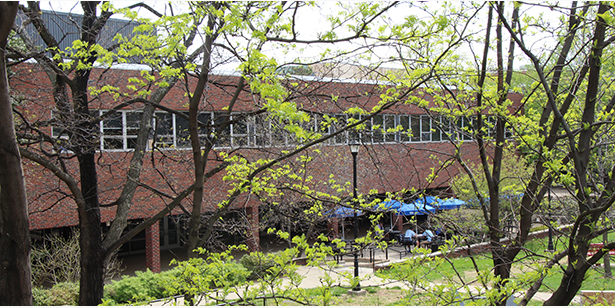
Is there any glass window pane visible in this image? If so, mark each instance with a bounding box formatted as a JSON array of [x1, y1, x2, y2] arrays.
[[103, 113, 122, 129], [126, 111, 141, 131], [156, 112, 175, 147], [421, 115, 431, 141], [347, 114, 360, 142], [127, 138, 138, 149], [333, 115, 347, 144], [372, 115, 383, 143], [233, 116, 248, 135], [197, 113, 211, 136], [410, 115, 420, 142], [214, 113, 231, 147], [103, 138, 123, 150], [384, 115, 395, 142], [175, 113, 190, 148], [432, 116, 441, 142], [399, 115, 409, 142], [359, 115, 371, 143]]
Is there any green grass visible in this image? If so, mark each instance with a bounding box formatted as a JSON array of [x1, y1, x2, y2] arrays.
[[376, 234, 615, 301]]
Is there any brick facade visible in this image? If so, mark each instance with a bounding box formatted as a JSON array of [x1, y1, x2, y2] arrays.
[[11, 62, 523, 258]]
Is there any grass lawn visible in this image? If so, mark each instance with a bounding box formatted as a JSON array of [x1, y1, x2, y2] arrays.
[[364, 234, 615, 305]]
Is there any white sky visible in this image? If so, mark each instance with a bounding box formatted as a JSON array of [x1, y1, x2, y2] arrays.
[[29, 1, 566, 71]]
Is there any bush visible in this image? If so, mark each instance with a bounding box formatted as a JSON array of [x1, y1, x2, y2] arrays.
[[240, 251, 278, 280], [31, 230, 122, 286], [103, 268, 180, 304], [33, 282, 79, 306], [206, 261, 249, 288]]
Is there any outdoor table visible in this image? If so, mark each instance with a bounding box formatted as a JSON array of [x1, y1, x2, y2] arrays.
[[388, 230, 401, 242]]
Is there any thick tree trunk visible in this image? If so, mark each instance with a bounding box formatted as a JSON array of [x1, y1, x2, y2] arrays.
[[544, 262, 588, 305], [77, 154, 104, 306], [0, 2, 32, 305]]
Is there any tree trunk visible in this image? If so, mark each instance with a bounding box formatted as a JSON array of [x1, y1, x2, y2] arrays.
[[77, 154, 104, 306], [186, 9, 218, 258], [544, 263, 588, 305], [604, 231, 612, 278], [0, 2, 32, 305]]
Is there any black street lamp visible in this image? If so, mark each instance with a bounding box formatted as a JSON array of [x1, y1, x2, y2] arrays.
[[547, 187, 554, 251], [349, 140, 361, 292]]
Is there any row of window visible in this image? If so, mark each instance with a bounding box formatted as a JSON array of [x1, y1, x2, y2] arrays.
[[52, 110, 509, 151]]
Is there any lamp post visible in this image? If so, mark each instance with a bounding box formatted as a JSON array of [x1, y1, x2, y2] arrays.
[[349, 140, 361, 292], [547, 187, 554, 251]]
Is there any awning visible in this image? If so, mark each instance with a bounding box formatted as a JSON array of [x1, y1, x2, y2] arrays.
[[435, 198, 465, 210], [326, 206, 363, 218], [373, 200, 403, 212], [396, 201, 435, 216], [415, 195, 437, 205]]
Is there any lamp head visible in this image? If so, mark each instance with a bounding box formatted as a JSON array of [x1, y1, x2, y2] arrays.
[[349, 140, 360, 154]]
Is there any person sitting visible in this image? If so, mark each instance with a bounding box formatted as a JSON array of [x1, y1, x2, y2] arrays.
[[420, 228, 434, 248], [403, 228, 417, 252]]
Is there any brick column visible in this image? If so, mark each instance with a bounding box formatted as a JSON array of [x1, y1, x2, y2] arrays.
[[145, 222, 161, 273], [395, 215, 404, 232], [246, 204, 260, 251], [327, 218, 339, 239]]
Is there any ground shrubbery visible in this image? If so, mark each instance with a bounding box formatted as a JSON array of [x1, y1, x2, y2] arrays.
[[101, 250, 256, 305], [32, 282, 79, 306], [102, 268, 181, 304], [239, 251, 278, 280], [33, 248, 290, 305]]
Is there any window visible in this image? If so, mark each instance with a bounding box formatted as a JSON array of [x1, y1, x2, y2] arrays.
[[372, 114, 384, 143], [213, 113, 231, 147], [97, 109, 481, 151], [252, 113, 270, 147], [421, 115, 431, 142], [398, 115, 409, 142], [431, 115, 442, 142], [384, 115, 396, 143], [410, 115, 420, 142], [457, 116, 474, 141], [100, 110, 143, 151], [331, 114, 347, 145], [440, 116, 454, 141], [154, 112, 174, 147], [231, 115, 250, 147]]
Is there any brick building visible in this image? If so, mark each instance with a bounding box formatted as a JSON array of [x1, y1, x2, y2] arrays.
[[11, 59, 522, 272]]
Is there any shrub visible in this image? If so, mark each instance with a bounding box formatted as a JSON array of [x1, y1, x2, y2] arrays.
[[103, 268, 180, 304], [32, 282, 79, 306], [240, 251, 278, 280], [205, 261, 249, 288], [31, 230, 122, 287]]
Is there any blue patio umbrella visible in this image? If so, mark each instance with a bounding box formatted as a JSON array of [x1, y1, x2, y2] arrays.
[[415, 195, 437, 205], [373, 200, 404, 229], [396, 201, 435, 216], [326, 206, 363, 239], [373, 200, 403, 212], [435, 198, 465, 210], [326, 206, 363, 218]]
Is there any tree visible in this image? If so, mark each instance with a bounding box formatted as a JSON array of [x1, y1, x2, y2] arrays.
[[10, 1, 431, 304], [422, 1, 615, 305], [0, 1, 32, 305]]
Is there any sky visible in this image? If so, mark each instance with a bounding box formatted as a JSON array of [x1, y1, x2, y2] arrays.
[[29, 1, 567, 72]]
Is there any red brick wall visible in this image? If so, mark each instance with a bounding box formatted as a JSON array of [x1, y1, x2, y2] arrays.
[[10, 63, 522, 232]]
